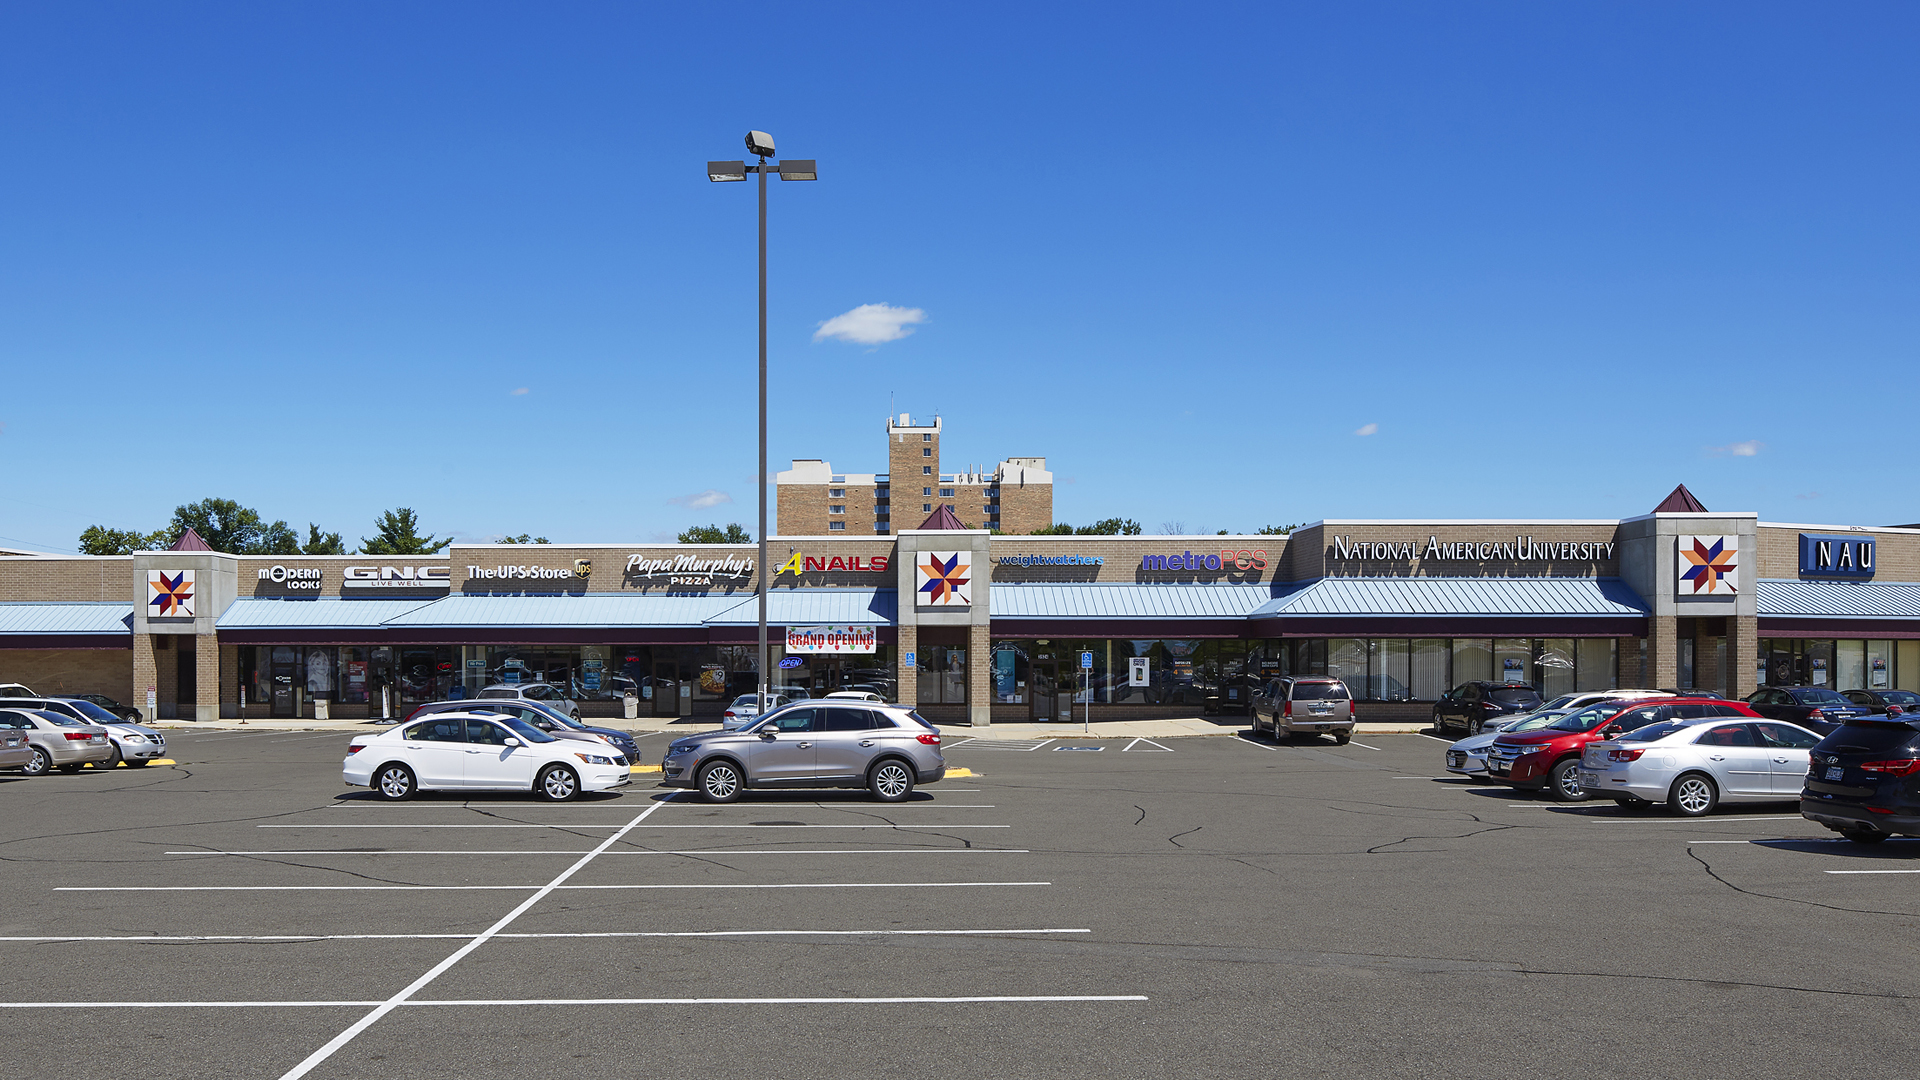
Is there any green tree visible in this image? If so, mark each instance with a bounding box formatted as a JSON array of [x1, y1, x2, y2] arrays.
[[1028, 523, 1074, 535], [1077, 518, 1142, 536], [302, 524, 347, 555], [1258, 523, 1304, 536], [165, 498, 293, 553], [77, 525, 169, 555], [360, 508, 450, 555], [499, 534, 551, 545], [678, 524, 751, 543]]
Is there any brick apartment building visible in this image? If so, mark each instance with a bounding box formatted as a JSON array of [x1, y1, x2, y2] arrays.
[[776, 414, 1052, 535]]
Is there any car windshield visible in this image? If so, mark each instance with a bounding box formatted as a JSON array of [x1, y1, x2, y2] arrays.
[[36, 710, 87, 727], [496, 717, 556, 743], [60, 699, 120, 723], [1292, 682, 1348, 701], [1490, 687, 1542, 706], [1544, 702, 1625, 732], [477, 689, 516, 699], [1877, 691, 1920, 706], [1794, 688, 1851, 705], [1508, 711, 1568, 732], [903, 710, 937, 730], [1619, 720, 1694, 743], [1540, 695, 1582, 711]]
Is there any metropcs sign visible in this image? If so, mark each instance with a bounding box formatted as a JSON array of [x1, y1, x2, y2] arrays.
[[1329, 535, 1617, 563], [1142, 549, 1270, 572]]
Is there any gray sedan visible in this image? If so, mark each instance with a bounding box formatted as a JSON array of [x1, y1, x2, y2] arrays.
[[1579, 717, 1822, 815], [0, 708, 113, 775]]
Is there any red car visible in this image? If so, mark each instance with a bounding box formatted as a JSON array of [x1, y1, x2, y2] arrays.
[[1485, 696, 1762, 801]]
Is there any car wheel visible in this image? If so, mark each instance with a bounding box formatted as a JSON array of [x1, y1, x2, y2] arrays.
[[1668, 773, 1717, 817], [537, 764, 579, 802], [373, 763, 417, 801], [1842, 828, 1887, 845], [698, 760, 743, 803], [1548, 759, 1589, 802], [21, 747, 51, 777], [869, 759, 914, 802], [1432, 710, 1445, 734], [98, 745, 122, 770], [1468, 715, 1482, 737], [1333, 733, 1352, 746]]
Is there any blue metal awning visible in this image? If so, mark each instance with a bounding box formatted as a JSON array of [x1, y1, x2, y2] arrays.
[[991, 584, 1274, 620], [0, 602, 134, 636], [217, 599, 436, 630], [1249, 577, 1648, 619], [1758, 579, 1920, 620], [706, 590, 897, 625]]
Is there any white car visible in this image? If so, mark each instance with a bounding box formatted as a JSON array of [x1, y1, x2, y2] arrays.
[[473, 682, 580, 719], [1578, 716, 1821, 815], [823, 690, 888, 704], [721, 690, 808, 731], [344, 711, 628, 801]]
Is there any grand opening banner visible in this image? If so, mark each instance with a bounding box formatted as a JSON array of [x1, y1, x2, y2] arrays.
[[785, 625, 878, 654]]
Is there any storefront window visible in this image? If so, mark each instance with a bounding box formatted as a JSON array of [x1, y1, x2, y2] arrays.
[[339, 647, 370, 704], [1806, 640, 1834, 687], [1328, 639, 1367, 693], [917, 646, 967, 706], [1575, 639, 1616, 692], [1537, 639, 1575, 699], [1899, 642, 1920, 692], [1493, 639, 1529, 687], [1452, 639, 1492, 685], [1371, 639, 1411, 701], [1836, 640, 1866, 693], [1410, 640, 1449, 700], [1866, 640, 1893, 690]]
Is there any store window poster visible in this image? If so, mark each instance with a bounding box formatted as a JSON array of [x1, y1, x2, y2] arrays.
[[1811, 658, 1828, 685], [1872, 657, 1889, 688]]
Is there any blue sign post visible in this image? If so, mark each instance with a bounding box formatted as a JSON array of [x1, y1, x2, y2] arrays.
[[1079, 652, 1094, 733]]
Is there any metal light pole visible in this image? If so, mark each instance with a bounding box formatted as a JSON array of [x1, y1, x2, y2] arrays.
[[709, 134, 817, 712]]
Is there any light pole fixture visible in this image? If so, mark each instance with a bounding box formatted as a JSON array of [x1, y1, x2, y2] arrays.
[[707, 129, 817, 714]]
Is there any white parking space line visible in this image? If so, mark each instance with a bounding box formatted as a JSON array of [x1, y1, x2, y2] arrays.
[[167, 849, 1031, 856], [59, 881, 1053, 892], [1, 994, 1147, 1009], [1824, 868, 1920, 875], [1, 928, 1091, 943], [1686, 838, 1864, 845], [273, 788, 680, 1080], [259, 824, 1013, 830], [1392, 776, 1443, 780], [1414, 733, 1453, 743], [1343, 740, 1381, 751], [957, 739, 1055, 751], [1122, 739, 1174, 753]]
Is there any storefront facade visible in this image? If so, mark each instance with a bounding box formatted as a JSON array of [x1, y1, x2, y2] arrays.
[[5, 502, 1918, 724]]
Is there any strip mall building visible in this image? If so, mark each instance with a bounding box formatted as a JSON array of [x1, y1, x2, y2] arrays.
[[5, 492, 1917, 726]]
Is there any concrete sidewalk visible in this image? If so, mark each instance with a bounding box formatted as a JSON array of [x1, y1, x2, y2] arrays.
[[155, 715, 1428, 739]]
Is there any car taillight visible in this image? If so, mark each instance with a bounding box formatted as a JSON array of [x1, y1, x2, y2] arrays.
[[916, 733, 940, 745], [1807, 709, 1824, 721], [346, 745, 365, 755], [1608, 748, 1646, 762], [1859, 759, 1920, 776], [63, 732, 94, 741], [1283, 700, 1292, 718]]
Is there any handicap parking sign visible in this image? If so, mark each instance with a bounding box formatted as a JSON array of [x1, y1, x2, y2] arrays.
[[1080, 651, 1094, 670]]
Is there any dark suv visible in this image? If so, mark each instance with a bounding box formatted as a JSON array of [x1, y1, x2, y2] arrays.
[[1842, 689, 1920, 717], [1744, 686, 1869, 734], [1249, 677, 1355, 744], [1434, 682, 1544, 736], [1802, 716, 1920, 844]]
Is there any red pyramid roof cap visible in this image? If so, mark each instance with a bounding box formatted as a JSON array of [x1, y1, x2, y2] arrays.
[[168, 528, 215, 551], [1652, 484, 1708, 513], [916, 505, 971, 530]]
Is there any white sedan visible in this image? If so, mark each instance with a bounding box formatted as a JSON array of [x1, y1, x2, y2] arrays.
[[1578, 716, 1821, 816], [344, 711, 629, 801]]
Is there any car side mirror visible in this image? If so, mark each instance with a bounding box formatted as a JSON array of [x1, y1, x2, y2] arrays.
[[503, 737, 522, 747], [759, 729, 778, 739], [533, 721, 554, 730], [1602, 726, 1623, 738]]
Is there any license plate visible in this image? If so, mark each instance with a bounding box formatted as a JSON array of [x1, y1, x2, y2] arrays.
[[1825, 766, 1845, 781], [1581, 771, 1599, 786], [1309, 707, 1331, 715]]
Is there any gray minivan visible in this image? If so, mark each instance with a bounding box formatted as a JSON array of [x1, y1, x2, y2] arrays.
[[1250, 677, 1356, 744]]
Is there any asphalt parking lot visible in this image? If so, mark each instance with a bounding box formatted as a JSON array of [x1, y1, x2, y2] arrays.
[[4, 726, 1920, 1079]]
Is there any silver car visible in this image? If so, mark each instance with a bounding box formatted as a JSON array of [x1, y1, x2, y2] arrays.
[[0, 718, 32, 771], [0, 708, 113, 775], [661, 702, 946, 803], [1578, 716, 1821, 815], [3, 696, 166, 767]]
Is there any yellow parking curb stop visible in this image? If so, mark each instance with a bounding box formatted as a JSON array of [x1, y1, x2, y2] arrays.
[[629, 764, 663, 774], [943, 767, 974, 779], [89, 758, 176, 769]]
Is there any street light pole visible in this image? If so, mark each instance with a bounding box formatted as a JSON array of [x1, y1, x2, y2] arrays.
[[707, 133, 817, 714]]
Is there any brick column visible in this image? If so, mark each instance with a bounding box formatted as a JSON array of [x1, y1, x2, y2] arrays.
[[196, 634, 220, 721], [1729, 614, 1759, 699], [968, 622, 991, 727], [896, 625, 917, 708], [132, 634, 159, 720], [1646, 617, 1678, 691], [219, 641, 242, 718]]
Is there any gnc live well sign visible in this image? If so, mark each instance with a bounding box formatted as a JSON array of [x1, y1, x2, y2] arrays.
[[785, 625, 878, 654]]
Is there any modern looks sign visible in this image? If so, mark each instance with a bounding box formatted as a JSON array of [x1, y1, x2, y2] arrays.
[[785, 625, 878, 654]]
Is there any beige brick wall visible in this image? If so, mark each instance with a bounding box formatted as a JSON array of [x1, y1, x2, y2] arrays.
[[0, 556, 135, 601], [0, 649, 133, 703], [1757, 525, 1920, 581], [995, 481, 1051, 536], [987, 535, 1285, 585]]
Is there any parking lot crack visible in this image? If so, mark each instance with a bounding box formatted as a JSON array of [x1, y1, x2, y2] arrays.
[[1366, 822, 1521, 854], [1686, 848, 1920, 918], [1167, 826, 1202, 848]]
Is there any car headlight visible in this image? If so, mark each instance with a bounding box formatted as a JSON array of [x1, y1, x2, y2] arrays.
[[668, 743, 694, 756], [573, 753, 617, 766], [122, 734, 145, 742]]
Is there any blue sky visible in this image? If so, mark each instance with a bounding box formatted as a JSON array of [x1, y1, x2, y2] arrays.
[[2, 2, 1915, 551]]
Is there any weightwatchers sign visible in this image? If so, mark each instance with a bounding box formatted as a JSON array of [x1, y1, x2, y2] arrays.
[[1330, 535, 1616, 563]]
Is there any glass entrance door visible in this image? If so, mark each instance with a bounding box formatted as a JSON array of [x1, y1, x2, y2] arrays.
[[1030, 661, 1059, 722], [652, 662, 680, 718], [270, 661, 297, 718]]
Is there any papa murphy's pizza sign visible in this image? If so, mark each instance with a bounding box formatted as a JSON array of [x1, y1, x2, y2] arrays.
[[785, 625, 878, 654]]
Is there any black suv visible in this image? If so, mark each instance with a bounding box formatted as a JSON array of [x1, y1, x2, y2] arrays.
[[1744, 686, 1869, 735], [1803, 715, 1920, 844], [1842, 689, 1920, 717], [1433, 682, 1543, 736]]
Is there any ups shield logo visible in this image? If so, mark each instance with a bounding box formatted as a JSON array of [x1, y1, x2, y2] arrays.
[[573, 560, 593, 578]]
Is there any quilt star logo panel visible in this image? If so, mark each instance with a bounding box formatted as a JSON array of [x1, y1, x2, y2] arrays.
[[1678, 535, 1739, 595], [916, 551, 972, 606], [148, 570, 196, 617]]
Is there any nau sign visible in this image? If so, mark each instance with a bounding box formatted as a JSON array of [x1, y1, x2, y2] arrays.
[[1799, 533, 1875, 581]]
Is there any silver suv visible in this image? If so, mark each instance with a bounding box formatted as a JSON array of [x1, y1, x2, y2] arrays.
[[1249, 677, 1356, 744], [661, 702, 946, 803]]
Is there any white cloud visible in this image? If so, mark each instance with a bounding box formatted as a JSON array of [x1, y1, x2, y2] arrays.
[[813, 303, 927, 345], [1709, 439, 1763, 457], [668, 489, 733, 510], [1354, 422, 1379, 436], [1795, 491, 1821, 500], [511, 387, 529, 396]]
